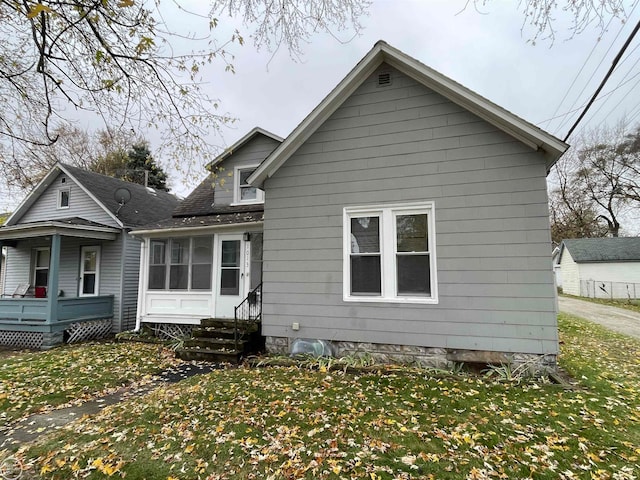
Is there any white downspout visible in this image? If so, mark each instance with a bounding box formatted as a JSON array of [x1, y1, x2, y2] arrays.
[[134, 238, 147, 332]]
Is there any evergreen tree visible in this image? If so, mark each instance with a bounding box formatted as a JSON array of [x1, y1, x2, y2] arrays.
[[124, 143, 169, 191]]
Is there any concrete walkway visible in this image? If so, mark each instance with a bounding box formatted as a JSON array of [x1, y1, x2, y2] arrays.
[[0, 362, 219, 451], [558, 296, 640, 339]]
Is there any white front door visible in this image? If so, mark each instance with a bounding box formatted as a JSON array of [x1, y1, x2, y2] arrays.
[[80, 246, 100, 296], [215, 235, 245, 317]]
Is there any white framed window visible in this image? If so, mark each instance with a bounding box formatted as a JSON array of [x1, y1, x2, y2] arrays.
[[233, 165, 264, 204], [58, 188, 70, 209], [33, 247, 50, 287], [343, 202, 438, 304], [80, 246, 100, 296], [148, 236, 213, 291]]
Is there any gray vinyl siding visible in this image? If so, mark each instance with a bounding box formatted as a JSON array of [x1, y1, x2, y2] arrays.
[[17, 172, 120, 227], [261, 64, 557, 355], [1, 235, 132, 332], [214, 135, 281, 206], [120, 233, 142, 331], [2, 244, 33, 295]]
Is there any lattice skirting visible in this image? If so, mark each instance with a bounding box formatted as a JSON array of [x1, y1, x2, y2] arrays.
[[66, 319, 113, 344], [148, 323, 194, 341], [0, 330, 43, 349]]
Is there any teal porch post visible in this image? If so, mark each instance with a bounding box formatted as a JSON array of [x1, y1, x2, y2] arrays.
[[43, 234, 62, 348], [0, 241, 3, 296]]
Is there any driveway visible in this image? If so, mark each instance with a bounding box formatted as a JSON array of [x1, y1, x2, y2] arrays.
[[558, 296, 640, 339]]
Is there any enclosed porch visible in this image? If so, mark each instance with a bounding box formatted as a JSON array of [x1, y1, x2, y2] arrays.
[[0, 220, 120, 348]]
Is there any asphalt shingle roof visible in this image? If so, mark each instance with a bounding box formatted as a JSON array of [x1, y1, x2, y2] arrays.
[[62, 164, 179, 227], [134, 209, 264, 231], [172, 174, 216, 217], [561, 237, 640, 263]]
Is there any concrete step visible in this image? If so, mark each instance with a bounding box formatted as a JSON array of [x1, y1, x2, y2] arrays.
[[175, 347, 242, 363], [192, 327, 238, 339], [200, 318, 259, 332], [183, 338, 245, 349]]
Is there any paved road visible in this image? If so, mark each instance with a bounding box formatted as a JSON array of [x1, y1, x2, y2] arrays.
[[558, 296, 640, 339]]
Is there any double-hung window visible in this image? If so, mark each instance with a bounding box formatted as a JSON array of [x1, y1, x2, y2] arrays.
[[33, 248, 50, 287], [148, 237, 213, 291], [344, 202, 437, 303], [233, 166, 264, 204]]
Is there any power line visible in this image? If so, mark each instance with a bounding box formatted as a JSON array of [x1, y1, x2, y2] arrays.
[[542, 14, 618, 132], [563, 18, 640, 142], [552, 11, 636, 135]]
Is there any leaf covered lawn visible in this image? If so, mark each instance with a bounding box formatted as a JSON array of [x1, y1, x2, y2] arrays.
[[0, 341, 182, 424], [8, 314, 640, 479]]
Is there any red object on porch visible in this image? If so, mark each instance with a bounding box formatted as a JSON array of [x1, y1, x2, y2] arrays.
[[35, 287, 47, 298]]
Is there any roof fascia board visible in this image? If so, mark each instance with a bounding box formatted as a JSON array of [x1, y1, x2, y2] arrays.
[[58, 164, 124, 228], [130, 220, 264, 237], [249, 47, 385, 187], [0, 223, 118, 241], [5, 164, 64, 226], [208, 127, 284, 171]]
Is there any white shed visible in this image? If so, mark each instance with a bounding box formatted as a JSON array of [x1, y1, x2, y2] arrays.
[[558, 238, 640, 299]]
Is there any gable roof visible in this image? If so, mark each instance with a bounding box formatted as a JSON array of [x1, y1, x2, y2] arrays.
[[6, 163, 179, 228], [172, 127, 282, 219], [207, 127, 283, 171], [249, 40, 568, 188], [560, 238, 640, 263]]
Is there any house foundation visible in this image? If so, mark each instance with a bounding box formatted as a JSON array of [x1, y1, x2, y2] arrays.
[[265, 336, 557, 372]]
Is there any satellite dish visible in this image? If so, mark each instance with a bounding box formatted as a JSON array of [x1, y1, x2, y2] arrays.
[[114, 188, 131, 205], [114, 188, 131, 216]]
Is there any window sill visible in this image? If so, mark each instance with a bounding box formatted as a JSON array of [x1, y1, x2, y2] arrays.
[[230, 201, 264, 206], [343, 295, 439, 305]]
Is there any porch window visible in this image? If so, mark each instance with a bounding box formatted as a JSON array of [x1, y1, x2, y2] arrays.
[[33, 248, 50, 287], [148, 237, 213, 291], [148, 240, 166, 290], [169, 238, 189, 289], [233, 166, 264, 204], [191, 236, 213, 290], [343, 202, 438, 304]]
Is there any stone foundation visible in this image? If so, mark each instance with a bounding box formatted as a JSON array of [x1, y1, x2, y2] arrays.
[[265, 336, 557, 372]]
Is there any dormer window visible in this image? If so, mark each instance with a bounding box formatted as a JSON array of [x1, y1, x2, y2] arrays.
[[58, 188, 70, 209], [233, 166, 264, 204]]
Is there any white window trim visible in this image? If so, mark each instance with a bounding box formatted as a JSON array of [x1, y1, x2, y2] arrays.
[[343, 201, 438, 304], [57, 188, 70, 209], [33, 247, 50, 287], [79, 245, 100, 297], [148, 236, 214, 292], [231, 165, 264, 205]]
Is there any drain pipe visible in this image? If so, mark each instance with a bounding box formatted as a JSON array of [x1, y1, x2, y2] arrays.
[[134, 238, 147, 332]]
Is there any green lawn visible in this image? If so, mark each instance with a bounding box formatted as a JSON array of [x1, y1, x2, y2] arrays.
[[4, 315, 640, 479], [0, 341, 182, 423]]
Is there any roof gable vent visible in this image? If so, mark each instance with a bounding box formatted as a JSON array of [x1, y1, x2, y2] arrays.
[[377, 71, 392, 87]]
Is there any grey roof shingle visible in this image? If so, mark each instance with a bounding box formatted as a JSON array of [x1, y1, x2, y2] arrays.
[[62, 163, 179, 227], [561, 237, 640, 263], [133, 209, 264, 232], [172, 174, 216, 217]]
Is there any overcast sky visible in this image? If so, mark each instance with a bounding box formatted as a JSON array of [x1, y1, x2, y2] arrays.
[[3, 0, 640, 209], [206, 1, 640, 142]]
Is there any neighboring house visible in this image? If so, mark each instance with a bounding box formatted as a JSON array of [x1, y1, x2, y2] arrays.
[[135, 41, 568, 367], [559, 237, 640, 299], [552, 246, 562, 289], [131, 128, 282, 332], [0, 163, 179, 349]]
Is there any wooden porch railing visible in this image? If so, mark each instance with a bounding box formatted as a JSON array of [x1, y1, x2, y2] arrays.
[[0, 295, 114, 332]]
